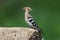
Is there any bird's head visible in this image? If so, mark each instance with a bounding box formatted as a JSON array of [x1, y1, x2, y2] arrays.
[[23, 7, 32, 12]]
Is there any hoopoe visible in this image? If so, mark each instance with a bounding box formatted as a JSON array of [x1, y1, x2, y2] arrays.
[[23, 7, 44, 40]]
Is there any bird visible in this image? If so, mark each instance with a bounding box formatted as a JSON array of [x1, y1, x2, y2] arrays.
[[23, 7, 45, 40]]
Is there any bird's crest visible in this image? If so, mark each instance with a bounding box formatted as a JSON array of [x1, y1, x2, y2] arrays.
[[23, 7, 32, 11]]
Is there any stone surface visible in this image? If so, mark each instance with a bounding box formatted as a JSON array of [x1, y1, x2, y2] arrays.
[[0, 27, 41, 40]]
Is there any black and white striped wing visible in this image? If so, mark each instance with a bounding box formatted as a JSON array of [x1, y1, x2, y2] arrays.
[[27, 17, 45, 36], [28, 16, 38, 28]]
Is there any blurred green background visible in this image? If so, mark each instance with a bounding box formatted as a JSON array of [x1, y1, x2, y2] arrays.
[[0, 0, 60, 40]]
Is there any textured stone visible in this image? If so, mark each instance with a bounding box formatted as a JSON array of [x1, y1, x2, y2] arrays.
[[0, 27, 41, 40]]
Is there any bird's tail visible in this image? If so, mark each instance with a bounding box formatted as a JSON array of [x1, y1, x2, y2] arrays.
[[31, 26, 45, 36], [38, 27, 45, 37]]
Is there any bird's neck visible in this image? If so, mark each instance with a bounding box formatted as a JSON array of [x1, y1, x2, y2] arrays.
[[25, 11, 29, 14], [25, 11, 29, 15], [25, 11, 29, 19]]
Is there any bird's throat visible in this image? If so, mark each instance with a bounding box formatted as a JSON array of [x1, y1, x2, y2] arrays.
[[25, 12, 29, 19]]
